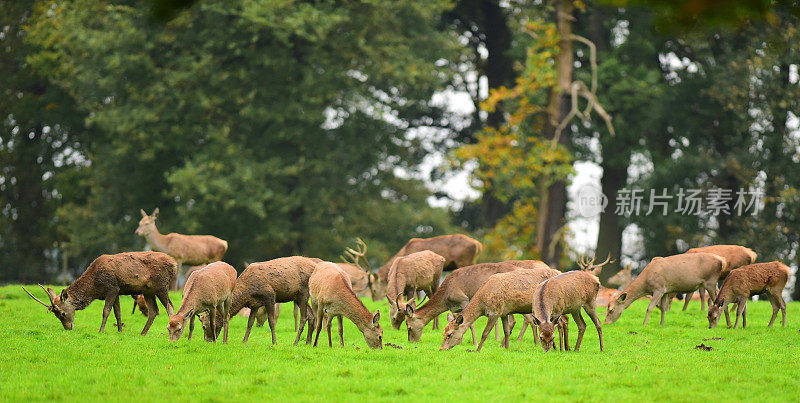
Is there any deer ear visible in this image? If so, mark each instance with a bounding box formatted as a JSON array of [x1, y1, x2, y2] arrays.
[[617, 292, 627, 302], [60, 289, 68, 301], [455, 314, 464, 325], [372, 310, 380, 325], [140, 209, 147, 217], [152, 208, 159, 218], [405, 304, 415, 317], [446, 313, 455, 322], [531, 316, 540, 326]]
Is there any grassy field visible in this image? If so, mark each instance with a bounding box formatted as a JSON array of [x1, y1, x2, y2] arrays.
[[1, 285, 798, 401]]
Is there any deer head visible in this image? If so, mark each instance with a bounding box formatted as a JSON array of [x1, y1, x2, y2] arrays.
[[440, 313, 470, 350], [604, 292, 628, 324], [404, 303, 425, 343], [707, 299, 723, 328], [531, 315, 559, 352], [389, 294, 425, 330], [363, 311, 383, 349], [22, 284, 76, 330], [577, 253, 615, 276], [135, 208, 159, 236]]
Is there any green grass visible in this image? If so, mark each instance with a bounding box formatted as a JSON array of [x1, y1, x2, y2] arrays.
[[1, 285, 798, 401]]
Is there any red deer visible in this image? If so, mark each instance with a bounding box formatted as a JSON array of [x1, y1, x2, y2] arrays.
[[385, 251, 446, 330], [708, 261, 789, 329], [369, 234, 483, 301], [532, 270, 604, 352], [605, 253, 727, 326], [679, 244, 758, 313], [440, 268, 561, 351], [136, 208, 228, 290], [576, 254, 618, 310], [402, 262, 520, 343], [167, 262, 236, 342], [310, 262, 382, 349], [22, 251, 177, 335]]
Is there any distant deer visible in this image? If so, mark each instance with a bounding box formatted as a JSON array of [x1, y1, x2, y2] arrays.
[[369, 234, 483, 301], [23, 251, 177, 335], [532, 270, 604, 352], [607, 263, 633, 289], [310, 262, 383, 349], [605, 252, 727, 326], [167, 262, 236, 343], [576, 254, 618, 310], [135, 208, 228, 290], [708, 261, 789, 329]]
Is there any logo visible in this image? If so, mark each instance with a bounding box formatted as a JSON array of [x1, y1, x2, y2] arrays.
[[575, 184, 607, 218]]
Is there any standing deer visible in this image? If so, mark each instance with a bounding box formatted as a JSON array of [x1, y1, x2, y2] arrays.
[[402, 262, 520, 343], [671, 245, 758, 312], [167, 261, 236, 343], [310, 262, 383, 349], [22, 251, 177, 335], [135, 208, 228, 290], [605, 252, 727, 326], [368, 234, 483, 301], [707, 261, 789, 329], [532, 270, 604, 352], [384, 250, 446, 330], [440, 268, 561, 351]]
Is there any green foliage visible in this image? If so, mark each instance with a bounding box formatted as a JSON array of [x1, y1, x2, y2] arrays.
[[2, 285, 798, 400], [20, 0, 461, 270]]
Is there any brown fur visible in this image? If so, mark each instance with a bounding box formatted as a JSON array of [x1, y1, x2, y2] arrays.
[[136, 209, 227, 289], [440, 268, 561, 351], [595, 287, 621, 308], [386, 251, 446, 330], [167, 261, 236, 342], [502, 260, 551, 270], [23, 251, 177, 335], [372, 234, 482, 301], [607, 264, 633, 288], [532, 270, 604, 352], [403, 262, 519, 343], [309, 262, 383, 349], [605, 252, 726, 326], [708, 261, 789, 329], [686, 245, 757, 278]]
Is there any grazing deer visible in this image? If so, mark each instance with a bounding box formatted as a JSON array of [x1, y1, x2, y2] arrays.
[[369, 234, 483, 301], [22, 251, 177, 335], [384, 250, 446, 330], [167, 261, 236, 343], [403, 262, 520, 343], [203, 256, 318, 345], [310, 262, 382, 349], [532, 270, 604, 352], [136, 208, 228, 289], [672, 245, 757, 312], [605, 252, 727, 326], [708, 261, 789, 329], [440, 268, 561, 351]]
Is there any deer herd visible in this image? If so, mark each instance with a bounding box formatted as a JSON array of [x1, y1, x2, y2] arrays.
[[22, 208, 790, 352]]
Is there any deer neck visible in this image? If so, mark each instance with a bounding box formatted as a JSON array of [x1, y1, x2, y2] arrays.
[[341, 295, 375, 333], [143, 224, 170, 253], [386, 271, 406, 308], [617, 276, 649, 310], [414, 287, 448, 325], [458, 299, 483, 327], [65, 274, 99, 310]]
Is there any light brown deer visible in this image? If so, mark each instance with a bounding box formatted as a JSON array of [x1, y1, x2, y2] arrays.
[[23, 251, 177, 335], [502, 260, 551, 270], [605, 252, 727, 326], [708, 261, 789, 329], [440, 268, 561, 351], [385, 250, 446, 330], [167, 261, 236, 342], [676, 245, 757, 312], [136, 208, 228, 289], [310, 262, 383, 349], [370, 234, 483, 301], [532, 270, 604, 352], [402, 262, 520, 343]]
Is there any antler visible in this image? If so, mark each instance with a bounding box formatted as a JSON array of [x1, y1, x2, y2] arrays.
[[346, 238, 371, 272], [22, 284, 57, 311], [577, 253, 615, 275]]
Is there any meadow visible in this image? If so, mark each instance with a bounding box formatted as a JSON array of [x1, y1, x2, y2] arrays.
[[1, 285, 798, 401]]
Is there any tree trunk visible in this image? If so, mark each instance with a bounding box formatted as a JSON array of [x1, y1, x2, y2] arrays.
[[536, 0, 574, 269], [595, 150, 629, 285]]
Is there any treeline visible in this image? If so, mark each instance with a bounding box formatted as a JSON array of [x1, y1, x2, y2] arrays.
[[2, 1, 800, 300]]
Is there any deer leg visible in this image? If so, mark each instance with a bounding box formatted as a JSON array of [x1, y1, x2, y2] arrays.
[[470, 323, 477, 345], [264, 297, 277, 345], [500, 315, 510, 349], [477, 316, 498, 352], [131, 296, 138, 315], [337, 316, 344, 347], [572, 311, 587, 352], [99, 295, 115, 333], [742, 301, 748, 329], [156, 291, 173, 316], [777, 294, 787, 327], [699, 288, 707, 311], [187, 314, 195, 341], [141, 295, 158, 336], [584, 304, 604, 352], [293, 298, 310, 346], [222, 298, 230, 344], [643, 290, 664, 326], [659, 293, 669, 326], [733, 300, 745, 329], [312, 305, 324, 347], [324, 315, 333, 348], [209, 308, 218, 342], [432, 316, 439, 330], [494, 318, 501, 341], [294, 303, 299, 331], [305, 305, 315, 345], [113, 296, 123, 331], [244, 307, 257, 343], [507, 315, 516, 335], [681, 291, 692, 312], [766, 294, 779, 327], [517, 316, 529, 342]]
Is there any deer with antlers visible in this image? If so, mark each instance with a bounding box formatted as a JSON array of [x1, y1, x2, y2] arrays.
[[576, 254, 620, 310], [23, 251, 177, 335], [136, 208, 228, 290]]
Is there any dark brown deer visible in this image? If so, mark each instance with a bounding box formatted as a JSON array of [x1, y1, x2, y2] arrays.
[[136, 208, 227, 290], [23, 251, 177, 335], [708, 261, 789, 329]]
